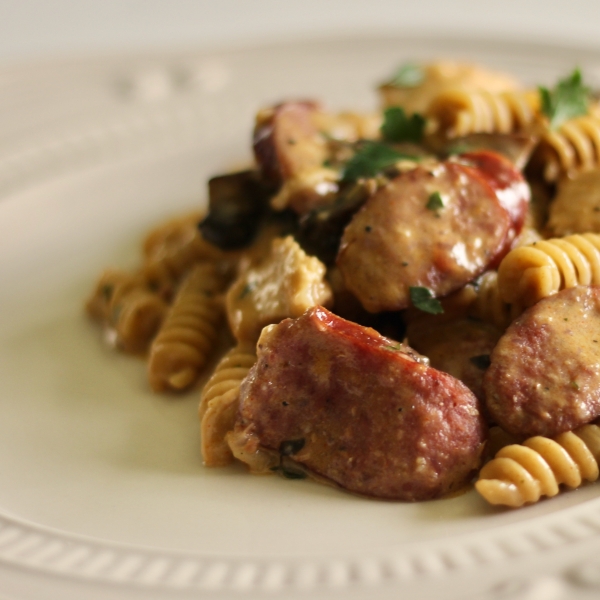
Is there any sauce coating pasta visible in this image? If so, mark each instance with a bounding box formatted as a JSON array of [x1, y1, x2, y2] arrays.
[[86, 60, 600, 507]]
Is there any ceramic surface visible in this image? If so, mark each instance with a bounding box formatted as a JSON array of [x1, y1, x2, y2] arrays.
[[2, 36, 600, 599]]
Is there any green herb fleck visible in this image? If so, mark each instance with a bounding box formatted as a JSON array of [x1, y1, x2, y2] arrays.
[[409, 286, 444, 314], [571, 381, 580, 390], [380, 107, 426, 143], [384, 343, 405, 352], [238, 282, 256, 299], [101, 284, 113, 301], [280, 439, 305, 456], [445, 142, 470, 156], [386, 63, 424, 88], [470, 355, 491, 370], [402, 261, 409, 267], [342, 141, 416, 182], [280, 467, 307, 480], [426, 191, 445, 211], [539, 68, 590, 129], [270, 465, 306, 479]]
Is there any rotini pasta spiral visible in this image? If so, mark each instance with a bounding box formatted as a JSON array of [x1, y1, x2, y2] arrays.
[[468, 271, 519, 331], [547, 170, 600, 236], [199, 344, 257, 466], [476, 424, 600, 507], [86, 269, 167, 353], [536, 114, 600, 181], [379, 61, 520, 115], [148, 263, 225, 392], [142, 212, 228, 301], [427, 89, 539, 138], [497, 233, 600, 308]]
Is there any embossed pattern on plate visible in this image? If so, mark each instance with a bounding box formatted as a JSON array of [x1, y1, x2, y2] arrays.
[[2, 36, 600, 600]]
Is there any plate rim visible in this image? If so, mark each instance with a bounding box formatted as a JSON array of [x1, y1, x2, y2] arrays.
[[2, 32, 600, 598]]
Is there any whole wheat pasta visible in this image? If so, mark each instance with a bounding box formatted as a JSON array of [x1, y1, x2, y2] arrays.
[[379, 60, 520, 115], [467, 229, 542, 329], [427, 89, 539, 138], [148, 263, 225, 392], [468, 271, 521, 331], [476, 424, 600, 507], [547, 170, 600, 236], [497, 233, 600, 308], [86, 269, 167, 354], [199, 344, 257, 466], [142, 212, 228, 301], [536, 113, 600, 181]]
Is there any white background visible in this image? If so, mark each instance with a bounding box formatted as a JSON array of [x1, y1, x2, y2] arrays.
[[0, 0, 599, 62]]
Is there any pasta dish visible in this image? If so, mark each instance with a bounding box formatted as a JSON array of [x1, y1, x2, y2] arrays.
[[86, 60, 600, 508]]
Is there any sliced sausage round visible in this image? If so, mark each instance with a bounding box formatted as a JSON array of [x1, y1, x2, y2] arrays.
[[253, 101, 323, 184], [453, 150, 531, 262], [484, 285, 600, 438], [337, 162, 511, 312], [236, 306, 486, 501]]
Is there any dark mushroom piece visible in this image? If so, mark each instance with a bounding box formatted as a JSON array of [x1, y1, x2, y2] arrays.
[[199, 169, 275, 250]]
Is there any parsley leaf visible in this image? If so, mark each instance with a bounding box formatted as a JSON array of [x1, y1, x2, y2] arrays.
[[280, 467, 307, 480], [238, 282, 256, 299], [539, 68, 590, 129], [384, 343, 405, 352], [342, 141, 415, 182], [426, 191, 444, 211], [380, 107, 426, 143], [279, 439, 305, 456], [387, 63, 424, 88], [409, 286, 444, 314]]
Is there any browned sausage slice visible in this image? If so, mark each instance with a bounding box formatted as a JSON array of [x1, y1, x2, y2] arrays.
[[454, 151, 530, 232], [337, 162, 511, 312], [484, 286, 600, 438], [253, 101, 339, 214], [453, 150, 531, 262], [253, 101, 324, 184], [235, 306, 486, 501]]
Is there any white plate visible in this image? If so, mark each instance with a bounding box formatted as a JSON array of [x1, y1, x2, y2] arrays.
[[3, 36, 600, 600]]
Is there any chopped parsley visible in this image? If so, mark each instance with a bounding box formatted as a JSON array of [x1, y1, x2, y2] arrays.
[[380, 107, 426, 143], [426, 191, 445, 211], [101, 284, 113, 301], [279, 439, 305, 456], [384, 343, 405, 352], [409, 286, 444, 314], [342, 141, 415, 182], [238, 282, 256, 299], [386, 63, 424, 88], [539, 68, 590, 129], [270, 464, 306, 479], [280, 467, 307, 480], [469, 355, 491, 370]]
